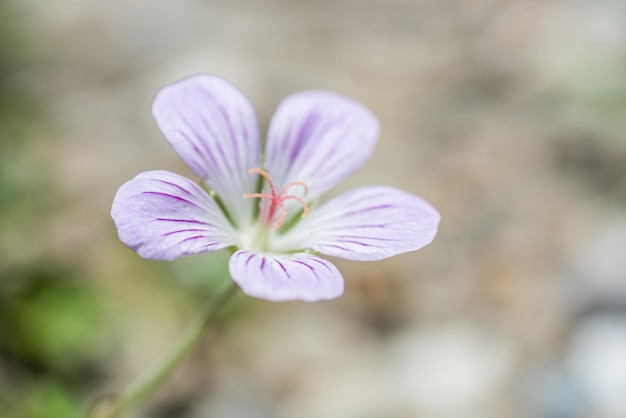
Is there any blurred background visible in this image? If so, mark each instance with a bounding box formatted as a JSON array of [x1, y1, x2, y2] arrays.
[[1, 0, 626, 417]]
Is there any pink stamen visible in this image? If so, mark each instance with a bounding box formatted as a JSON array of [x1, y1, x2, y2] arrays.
[[282, 196, 309, 218], [243, 168, 309, 230], [248, 168, 276, 195], [283, 181, 309, 196]]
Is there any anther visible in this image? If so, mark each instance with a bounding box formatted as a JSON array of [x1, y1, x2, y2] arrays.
[[248, 168, 276, 195], [243, 168, 309, 231]]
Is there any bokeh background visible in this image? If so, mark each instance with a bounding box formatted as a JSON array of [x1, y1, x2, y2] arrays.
[[2, 0, 626, 417]]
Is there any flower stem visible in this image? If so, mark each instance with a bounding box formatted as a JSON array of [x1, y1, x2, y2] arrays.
[[90, 281, 239, 418]]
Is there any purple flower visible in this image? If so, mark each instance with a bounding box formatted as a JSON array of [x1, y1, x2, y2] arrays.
[[111, 74, 440, 302]]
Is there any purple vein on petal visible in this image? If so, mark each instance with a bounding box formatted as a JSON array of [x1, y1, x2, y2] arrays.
[[335, 223, 389, 229], [190, 111, 223, 165], [141, 192, 205, 210], [177, 235, 214, 245], [234, 108, 248, 167], [177, 116, 211, 164], [313, 119, 350, 166], [238, 107, 250, 143], [337, 191, 392, 207], [333, 240, 383, 248], [303, 257, 334, 273], [324, 244, 357, 253], [215, 103, 241, 167], [197, 88, 241, 172], [332, 234, 404, 242], [274, 259, 290, 278], [198, 113, 231, 172], [193, 242, 222, 252], [339, 204, 394, 217], [235, 109, 249, 167], [294, 260, 315, 272], [155, 218, 214, 226], [313, 120, 349, 170], [315, 115, 344, 146], [294, 260, 319, 280], [289, 111, 319, 164], [163, 228, 208, 237], [155, 179, 197, 197], [179, 113, 219, 173]]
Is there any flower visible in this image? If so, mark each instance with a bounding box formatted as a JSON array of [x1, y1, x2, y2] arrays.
[[111, 74, 440, 302]]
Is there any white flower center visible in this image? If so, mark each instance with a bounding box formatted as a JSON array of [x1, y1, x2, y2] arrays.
[[236, 167, 309, 253]]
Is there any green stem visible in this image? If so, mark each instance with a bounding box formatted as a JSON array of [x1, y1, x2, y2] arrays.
[[90, 281, 239, 418]]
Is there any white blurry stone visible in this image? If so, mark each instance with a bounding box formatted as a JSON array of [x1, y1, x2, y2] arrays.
[[567, 315, 626, 418], [569, 219, 626, 304], [522, 365, 590, 418], [386, 320, 517, 418]]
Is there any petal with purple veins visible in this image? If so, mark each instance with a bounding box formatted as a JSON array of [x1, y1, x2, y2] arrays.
[[111, 170, 235, 260], [277, 186, 440, 261], [152, 74, 260, 225], [229, 250, 344, 302], [264, 91, 379, 201]]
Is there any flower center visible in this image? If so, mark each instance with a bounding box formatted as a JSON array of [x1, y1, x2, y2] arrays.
[[243, 168, 309, 231]]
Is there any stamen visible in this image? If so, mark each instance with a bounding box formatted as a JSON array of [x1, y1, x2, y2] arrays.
[[242, 193, 274, 200], [272, 202, 287, 231], [248, 168, 276, 196], [243, 168, 310, 231], [282, 181, 309, 196], [282, 196, 309, 218]]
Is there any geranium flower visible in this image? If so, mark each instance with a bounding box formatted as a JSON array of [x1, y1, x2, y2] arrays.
[[111, 74, 440, 302]]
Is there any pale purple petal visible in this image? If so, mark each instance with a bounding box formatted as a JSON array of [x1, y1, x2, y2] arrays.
[[264, 91, 379, 200], [111, 170, 235, 260], [229, 251, 344, 302], [152, 74, 260, 225], [278, 186, 440, 261]]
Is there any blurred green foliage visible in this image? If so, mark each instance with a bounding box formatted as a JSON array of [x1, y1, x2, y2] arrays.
[[0, 0, 48, 229], [0, 265, 106, 418], [0, 265, 104, 372], [0, 2, 107, 417], [18, 380, 78, 418]]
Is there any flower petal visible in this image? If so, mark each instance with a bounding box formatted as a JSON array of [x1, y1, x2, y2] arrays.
[[264, 91, 379, 200], [229, 251, 344, 302], [278, 186, 440, 261], [111, 170, 235, 260], [152, 74, 260, 225]]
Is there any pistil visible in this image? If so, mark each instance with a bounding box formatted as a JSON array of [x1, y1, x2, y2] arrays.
[[243, 168, 309, 231]]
